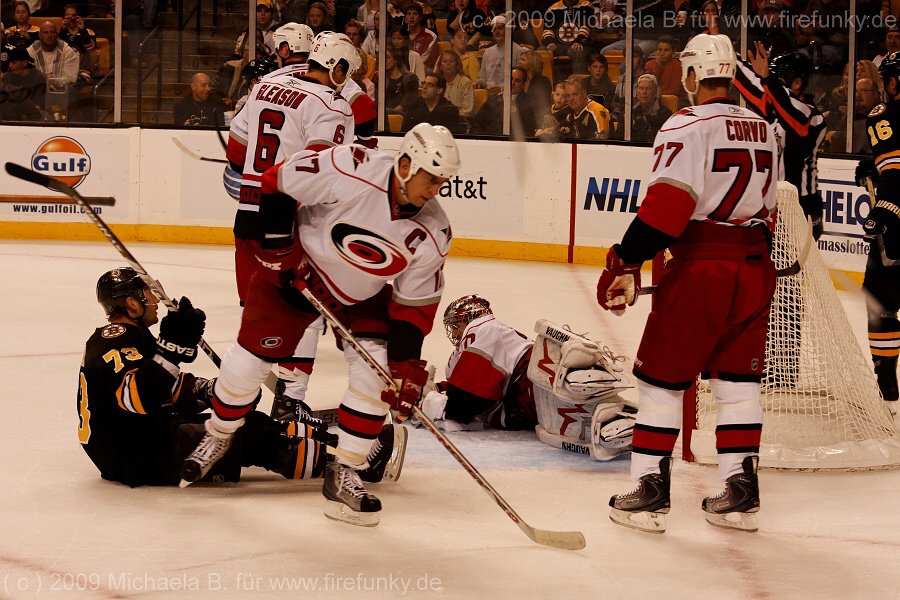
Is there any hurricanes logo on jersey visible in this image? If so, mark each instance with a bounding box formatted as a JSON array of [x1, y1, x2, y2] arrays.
[[330, 222, 410, 277]]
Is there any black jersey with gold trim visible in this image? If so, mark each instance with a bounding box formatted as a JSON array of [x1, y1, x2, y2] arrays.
[[76, 322, 184, 482], [868, 102, 900, 205]]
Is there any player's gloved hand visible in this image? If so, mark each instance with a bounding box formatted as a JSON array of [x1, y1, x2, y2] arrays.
[[855, 158, 878, 188], [420, 390, 449, 421], [254, 237, 305, 286], [381, 359, 429, 422], [864, 199, 900, 260], [156, 296, 206, 364], [174, 374, 215, 413], [799, 193, 824, 241], [596, 245, 642, 315]]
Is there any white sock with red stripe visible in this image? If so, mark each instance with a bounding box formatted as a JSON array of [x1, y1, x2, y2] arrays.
[[211, 342, 273, 434]]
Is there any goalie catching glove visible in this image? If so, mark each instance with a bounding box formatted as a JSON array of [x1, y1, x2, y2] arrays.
[[381, 359, 429, 422], [156, 296, 206, 364], [596, 245, 642, 315]]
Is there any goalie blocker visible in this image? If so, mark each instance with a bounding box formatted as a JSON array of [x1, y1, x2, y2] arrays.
[[528, 320, 637, 461]]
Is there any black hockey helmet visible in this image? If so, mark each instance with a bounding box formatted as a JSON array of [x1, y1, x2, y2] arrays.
[[880, 51, 900, 91], [97, 267, 148, 316], [769, 51, 811, 88], [242, 55, 276, 85]]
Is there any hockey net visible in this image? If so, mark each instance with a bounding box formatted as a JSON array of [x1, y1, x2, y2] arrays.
[[683, 181, 900, 470]]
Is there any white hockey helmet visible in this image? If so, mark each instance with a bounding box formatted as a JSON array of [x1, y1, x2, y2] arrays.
[[394, 123, 461, 186], [272, 22, 314, 55], [680, 33, 736, 102], [308, 31, 362, 91]]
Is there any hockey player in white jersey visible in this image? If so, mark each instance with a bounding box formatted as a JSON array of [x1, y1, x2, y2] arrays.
[[225, 27, 360, 429], [182, 123, 461, 528], [419, 295, 636, 461], [597, 34, 781, 533]]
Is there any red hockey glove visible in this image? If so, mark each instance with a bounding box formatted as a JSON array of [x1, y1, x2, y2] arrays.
[[254, 238, 305, 286], [381, 359, 429, 422], [596, 245, 642, 315]]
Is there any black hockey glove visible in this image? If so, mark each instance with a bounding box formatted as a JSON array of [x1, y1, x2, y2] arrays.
[[173, 374, 215, 414], [156, 296, 206, 364], [799, 193, 824, 241], [855, 158, 878, 189], [864, 199, 900, 260]]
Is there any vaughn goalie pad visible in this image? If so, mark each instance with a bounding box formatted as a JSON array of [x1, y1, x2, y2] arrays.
[[533, 386, 636, 461], [527, 319, 631, 403]]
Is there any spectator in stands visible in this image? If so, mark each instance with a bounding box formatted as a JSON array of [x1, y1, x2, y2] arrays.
[[172, 72, 226, 126], [0, 45, 44, 120], [350, 46, 375, 99], [831, 76, 880, 154], [795, 0, 849, 71], [28, 21, 79, 86], [822, 61, 849, 131], [345, 18, 365, 49], [361, 9, 380, 57], [357, 0, 378, 33], [407, 2, 438, 69], [450, 27, 480, 81], [537, 75, 609, 140], [59, 5, 96, 76], [447, 0, 490, 49], [875, 27, 900, 68], [584, 52, 615, 104], [234, 0, 277, 58], [610, 45, 645, 115], [476, 15, 523, 93], [388, 0, 437, 33], [750, 0, 796, 61], [4, 1, 40, 46], [274, 0, 307, 27], [305, 1, 332, 36], [402, 72, 464, 132], [23, 0, 47, 16], [390, 25, 426, 80], [511, 11, 539, 48], [510, 65, 538, 135], [381, 46, 419, 114], [519, 48, 551, 116], [630, 73, 671, 142], [541, 0, 593, 75], [437, 49, 474, 116], [644, 36, 683, 97]]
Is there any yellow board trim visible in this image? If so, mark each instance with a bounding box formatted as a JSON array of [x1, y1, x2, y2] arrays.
[[0, 222, 865, 289]]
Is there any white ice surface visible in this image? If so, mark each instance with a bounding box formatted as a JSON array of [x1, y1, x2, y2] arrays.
[[1, 240, 899, 600]]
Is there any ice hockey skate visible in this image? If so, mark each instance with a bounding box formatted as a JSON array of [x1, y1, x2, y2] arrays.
[[323, 462, 382, 527], [179, 421, 234, 487], [270, 379, 327, 430], [609, 457, 672, 533], [702, 456, 760, 532], [359, 423, 407, 483]]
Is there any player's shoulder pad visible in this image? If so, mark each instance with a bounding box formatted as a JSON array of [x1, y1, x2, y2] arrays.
[[870, 103, 887, 118], [100, 323, 127, 339]]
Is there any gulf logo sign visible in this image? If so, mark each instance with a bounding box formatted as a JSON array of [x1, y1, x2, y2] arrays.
[[31, 137, 92, 188]]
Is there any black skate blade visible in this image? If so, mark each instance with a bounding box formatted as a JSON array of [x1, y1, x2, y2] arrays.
[[179, 461, 203, 488]]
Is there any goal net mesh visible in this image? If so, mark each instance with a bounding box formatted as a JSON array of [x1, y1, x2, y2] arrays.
[[688, 182, 900, 470]]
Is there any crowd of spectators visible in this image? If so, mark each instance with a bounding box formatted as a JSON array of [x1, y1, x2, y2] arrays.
[[3, 0, 900, 153]]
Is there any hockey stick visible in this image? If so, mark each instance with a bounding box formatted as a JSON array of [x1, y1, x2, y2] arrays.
[[0, 194, 116, 206], [4, 161, 358, 458], [172, 137, 229, 164], [296, 287, 586, 551], [5, 161, 224, 367]]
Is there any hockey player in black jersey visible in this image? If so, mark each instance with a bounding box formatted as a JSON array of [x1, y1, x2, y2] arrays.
[[77, 267, 336, 487], [855, 51, 900, 415], [735, 43, 827, 239]]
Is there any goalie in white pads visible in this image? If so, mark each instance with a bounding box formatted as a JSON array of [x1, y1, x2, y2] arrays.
[[420, 295, 636, 460]]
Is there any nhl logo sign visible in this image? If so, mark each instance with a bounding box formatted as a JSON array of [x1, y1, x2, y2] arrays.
[[31, 136, 92, 188]]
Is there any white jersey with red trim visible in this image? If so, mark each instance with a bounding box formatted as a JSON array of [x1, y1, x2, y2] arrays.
[[645, 102, 782, 230], [445, 315, 532, 402], [227, 65, 354, 198], [263, 144, 452, 333]]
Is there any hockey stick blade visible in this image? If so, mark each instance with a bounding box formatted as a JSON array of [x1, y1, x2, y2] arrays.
[[172, 137, 228, 164], [297, 286, 586, 550]]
